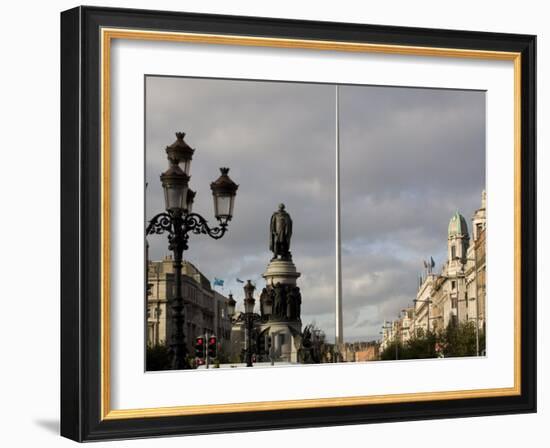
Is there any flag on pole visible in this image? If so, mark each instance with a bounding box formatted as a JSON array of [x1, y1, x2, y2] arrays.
[[213, 278, 224, 287]]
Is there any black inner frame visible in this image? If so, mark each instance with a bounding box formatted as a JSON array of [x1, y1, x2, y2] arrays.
[[61, 6, 536, 442]]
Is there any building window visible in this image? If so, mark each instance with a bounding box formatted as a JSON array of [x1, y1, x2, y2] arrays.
[[451, 245, 456, 259], [452, 280, 456, 289]]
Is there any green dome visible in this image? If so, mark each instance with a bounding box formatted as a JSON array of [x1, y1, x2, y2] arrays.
[[448, 211, 469, 237]]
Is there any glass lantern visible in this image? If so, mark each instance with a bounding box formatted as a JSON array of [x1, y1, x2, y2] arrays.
[[160, 162, 189, 213], [227, 293, 236, 317], [243, 280, 256, 314], [210, 167, 238, 221], [244, 297, 255, 315]]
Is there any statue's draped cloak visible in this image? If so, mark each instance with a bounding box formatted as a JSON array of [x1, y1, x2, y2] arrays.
[[269, 210, 292, 256]]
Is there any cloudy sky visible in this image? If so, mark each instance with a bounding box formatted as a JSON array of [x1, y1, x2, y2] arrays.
[[145, 76, 485, 343]]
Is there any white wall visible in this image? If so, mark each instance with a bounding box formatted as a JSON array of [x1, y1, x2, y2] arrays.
[[0, 1, 546, 446]]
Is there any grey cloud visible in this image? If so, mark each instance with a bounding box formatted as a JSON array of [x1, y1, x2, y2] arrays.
[[145, 76, 485, 343]]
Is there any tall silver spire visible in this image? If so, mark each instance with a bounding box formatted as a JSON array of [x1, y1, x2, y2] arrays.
[[335, 85, 343, 348]]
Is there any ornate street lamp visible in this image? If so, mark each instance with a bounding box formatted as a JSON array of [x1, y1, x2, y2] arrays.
[[243, 280, 256, 367], [146, 131, 238, 370]]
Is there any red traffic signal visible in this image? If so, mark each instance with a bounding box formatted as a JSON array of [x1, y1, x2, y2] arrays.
[[195, 337, 205, 358], [207, 336, 217, 358]]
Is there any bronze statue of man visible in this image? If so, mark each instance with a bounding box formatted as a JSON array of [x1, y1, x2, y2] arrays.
[[269, 203, 293, 260]]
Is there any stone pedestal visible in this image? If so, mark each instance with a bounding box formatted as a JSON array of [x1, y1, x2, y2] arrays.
[[257, 320, 302, 363], [262, 258, 300, 286], [258, 258, 302, 363]]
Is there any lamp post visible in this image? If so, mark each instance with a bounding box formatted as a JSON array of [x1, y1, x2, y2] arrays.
[[381, 322, 397, 360], [146, 132, 238, 370], [243, 280, 256, 367], [154, 302, 162, 345], [465, 255, 480, 356], [259, 291, 274, 363]]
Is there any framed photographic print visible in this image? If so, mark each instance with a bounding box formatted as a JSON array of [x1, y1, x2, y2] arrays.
[[60, 6, 537, 442]]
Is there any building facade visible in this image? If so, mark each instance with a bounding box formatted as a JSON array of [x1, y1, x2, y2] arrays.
[[341, 342, 380, 362], [380, 191, 487, 352], [429, 192, 487, 333], [146, 255, 232, 354]]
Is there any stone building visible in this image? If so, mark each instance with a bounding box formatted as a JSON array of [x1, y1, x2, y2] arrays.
[[341, 342, 380, 362], [465, 192, 487, 332], [213, 290, 233, 343], [428, 192, 487, 333], [381, 191, 487, 351], [146, 255, 232, 353], [400, 307, 415, 343]]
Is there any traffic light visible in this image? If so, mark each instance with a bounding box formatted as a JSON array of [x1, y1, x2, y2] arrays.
[[195, 336, 205, 358], [207, 336, 217, 358]]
